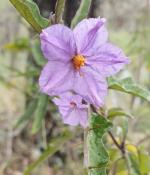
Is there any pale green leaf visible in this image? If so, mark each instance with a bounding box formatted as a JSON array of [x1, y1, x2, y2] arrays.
[[108, 77, 150, 102], [139, 152, 150, 174], [71, 0, 92, 28], [128, 153, 141, 175], [31, 39, 46, 66], [9, 0, 49, 33], [4, 37, 29, 51], [14, 99, 37, 128], [55, 0, 66, 23], [116, 158, 128, 175], [108, 108, 133, 119], [32, 94, 48, 134]]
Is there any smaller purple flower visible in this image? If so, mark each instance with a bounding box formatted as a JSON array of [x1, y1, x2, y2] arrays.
[[53, 93, 88, 128]]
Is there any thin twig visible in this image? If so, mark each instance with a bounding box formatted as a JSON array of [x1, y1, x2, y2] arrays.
[[83, 129, 88, 167], [108, 131, 122, 151]]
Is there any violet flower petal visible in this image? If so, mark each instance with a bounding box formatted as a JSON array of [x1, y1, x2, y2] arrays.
[[78, 109, 88, 128], [73, 66, 108, 107], [53, 93, 88, 128], [86, 43, 130, 77], [40, 24, 76, 62], [63, 109, 80, 126], [39, 61, 75, 96], [73, 18, 108, 55]]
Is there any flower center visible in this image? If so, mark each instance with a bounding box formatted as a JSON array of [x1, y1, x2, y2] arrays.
[[72, 54, 85, 70]]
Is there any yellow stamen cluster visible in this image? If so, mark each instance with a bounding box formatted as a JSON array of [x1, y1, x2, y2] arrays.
[[72, 54, 85, 70]]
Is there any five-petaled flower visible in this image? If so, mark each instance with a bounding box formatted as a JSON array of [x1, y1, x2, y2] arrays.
[[53, 93, 88, 128], [39, 17, 129, 107]]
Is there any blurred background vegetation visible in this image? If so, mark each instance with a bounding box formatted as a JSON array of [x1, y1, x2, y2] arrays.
[[0, 0, 150, 175]]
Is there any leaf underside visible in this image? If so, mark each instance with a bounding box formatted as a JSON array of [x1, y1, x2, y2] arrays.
[[9, 0, 49, 33]]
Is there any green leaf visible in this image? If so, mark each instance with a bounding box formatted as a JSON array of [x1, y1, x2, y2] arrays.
[[139, 152, 150, 174], [87, 113, 112, 175], [31, 39, 46, 66], [71, 0, 92, 28], [108, 77, 150, 102], [121, 117, 128, 140], [24, 130, 72, 175], [9, 0, 49, 33], [55, 0, 66, 23], [14, 99, 37, 128], [108, 108, 133, 120], [32, 94, 48, 134], [128, 153, 141, 175], [115, 158, 128, 175], [4, 37, 29, 51], [4, 65, 39, 78]]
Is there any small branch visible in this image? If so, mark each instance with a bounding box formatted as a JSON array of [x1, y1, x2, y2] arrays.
[[108, 131, 125, 155], [124, 153, 131, 175], [83, 129, 88, 167], [108, 131, 121, 150]]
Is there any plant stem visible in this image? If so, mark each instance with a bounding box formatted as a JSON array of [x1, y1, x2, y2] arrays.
[[84, 129, 88, 167], [108, 131, 123, 153]]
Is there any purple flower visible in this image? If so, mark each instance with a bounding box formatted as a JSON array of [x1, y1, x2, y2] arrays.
[[39, 18, 129, 107], [53, 93, 88, 128]]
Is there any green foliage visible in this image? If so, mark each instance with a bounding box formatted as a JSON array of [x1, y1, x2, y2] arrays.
[[55, 0, 66, 23], [32, 94, 49, 134], [128, 153, 141, 175], [71, 0, 92, 28], [14, 99, 38, 128], [108, 77, 150, 102], [115, 158, 128, 175], [9, 0, 49, 33], [126, 146, 150, 175], [4, 37, 29, 51], [14, 94, 48, 133], [139, 151, 150, 174], [108, 108, 133, 120], [31, 39, 46, 66], [24, 130, 73, 175], [87, 113, 112, 175]]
